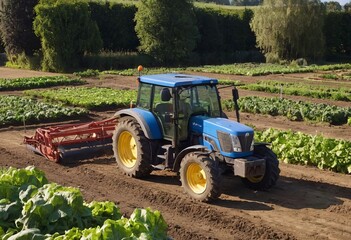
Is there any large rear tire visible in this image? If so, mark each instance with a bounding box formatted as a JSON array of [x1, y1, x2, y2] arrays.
[[241, 145, 280, 190], [112, 117, 152, 178], [180, 152, 221, 202]]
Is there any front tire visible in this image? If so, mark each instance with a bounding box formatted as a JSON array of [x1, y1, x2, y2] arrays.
[[112, 117, 152, 178], [180, 152, 221, 202], [241, 145, 280, 190]]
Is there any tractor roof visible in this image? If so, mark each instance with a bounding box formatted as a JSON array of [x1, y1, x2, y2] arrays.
[[139, 73, 218, 87]]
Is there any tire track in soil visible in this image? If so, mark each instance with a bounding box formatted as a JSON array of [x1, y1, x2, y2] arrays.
[[46, 159, 295, 240]]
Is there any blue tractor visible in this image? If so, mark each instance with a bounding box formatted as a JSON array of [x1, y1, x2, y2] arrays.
[[113, 73, 280, 202]]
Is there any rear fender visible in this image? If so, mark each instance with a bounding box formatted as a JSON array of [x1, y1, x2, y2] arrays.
[[114, 108, 162, 140], [173, 145, 212, 172]]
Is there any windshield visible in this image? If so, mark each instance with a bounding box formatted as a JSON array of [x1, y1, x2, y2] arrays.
[[179, 85, 221, 118]]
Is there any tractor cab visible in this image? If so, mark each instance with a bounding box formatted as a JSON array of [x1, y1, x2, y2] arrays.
[[137, 74, 222, 144]]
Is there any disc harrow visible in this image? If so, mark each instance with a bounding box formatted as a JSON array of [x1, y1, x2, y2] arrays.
[[24, 118, 116, 162]]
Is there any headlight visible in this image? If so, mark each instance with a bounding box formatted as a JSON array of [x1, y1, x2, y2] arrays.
[[231, 135, 242, 152]]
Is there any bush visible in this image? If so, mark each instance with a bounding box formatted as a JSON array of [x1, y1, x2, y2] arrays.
[[135, 0, 199, 64], [33, 0, 102, 72], [81, 51, 155, 70], [4, 52, 41, 70], [89, 2, 139, 51]]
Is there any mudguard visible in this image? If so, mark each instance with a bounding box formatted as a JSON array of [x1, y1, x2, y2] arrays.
[[173, 145, 212, 171], [114, 108, 162, 140]]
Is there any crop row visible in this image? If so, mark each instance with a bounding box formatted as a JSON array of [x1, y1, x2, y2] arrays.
[[25, 87, 137, 110], [101, 63, 351, 77], [255, 128, 351, 174], [0, 95, 87, 126], [321, 72, 351, 81], [188, 63, 351, 76], [0, 166, 169, 239], [102, 67, 186, 76], [222, 96, 351, 125], [241, 80, 351, 102], [0, 76, 84, 91]]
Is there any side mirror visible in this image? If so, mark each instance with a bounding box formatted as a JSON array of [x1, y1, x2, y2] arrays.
[[232, 88, 239, 101], [232, 87, 240, 123], [161, 88, 172, 101]]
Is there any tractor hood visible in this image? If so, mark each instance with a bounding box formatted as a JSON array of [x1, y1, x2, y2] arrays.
[[190, 115, 254, 137], [190, 115, 254, 156]]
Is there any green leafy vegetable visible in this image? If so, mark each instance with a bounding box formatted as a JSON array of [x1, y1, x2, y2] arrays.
[[73, 69, 99, 78], [0, 76, 84, 91], [25, 87, 137, 110], [0, 167, 170, 239], [222, 97, 351, 125], [188, 63, 351, 76], [241, 80, 351, 101], [0, 96, 87, 127], [255, 128, 351, 173]]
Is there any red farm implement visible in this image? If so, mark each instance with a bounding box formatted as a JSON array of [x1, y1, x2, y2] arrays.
[[24, 118, 116, 162]]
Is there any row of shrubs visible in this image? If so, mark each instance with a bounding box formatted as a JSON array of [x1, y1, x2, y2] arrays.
[[73, 3, 351, 64], [0, 1, 350, 72]]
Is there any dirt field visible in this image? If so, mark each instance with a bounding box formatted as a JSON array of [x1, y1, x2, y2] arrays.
[[0, 67, 350, 239]]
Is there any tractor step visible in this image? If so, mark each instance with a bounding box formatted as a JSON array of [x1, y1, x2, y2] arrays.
[[24, 118, 116, 162], [156, 144, 175, 169], [151, 164, 166, 170], [157, 154, 167, 160]]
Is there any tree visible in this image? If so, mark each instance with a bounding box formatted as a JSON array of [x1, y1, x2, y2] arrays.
[[135, 0, 199, 64], [345, 2, 351, 12], [0, 0, 40, 56], [325, 1, 342, 12], [250, 0, 325, 62]]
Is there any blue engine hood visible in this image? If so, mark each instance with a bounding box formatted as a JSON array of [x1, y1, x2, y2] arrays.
[[190, 116, 254, 137]]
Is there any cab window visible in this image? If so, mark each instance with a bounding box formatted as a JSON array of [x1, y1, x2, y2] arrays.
[[137, 83, 152, 109]]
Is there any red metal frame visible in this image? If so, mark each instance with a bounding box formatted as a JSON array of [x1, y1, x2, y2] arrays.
[[24, 118, 116, 162]]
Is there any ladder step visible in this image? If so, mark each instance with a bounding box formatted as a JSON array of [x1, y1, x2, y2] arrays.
[[162, 144, 172, 150], [152, 164, 166, 170], [157, 154, 166, 160]]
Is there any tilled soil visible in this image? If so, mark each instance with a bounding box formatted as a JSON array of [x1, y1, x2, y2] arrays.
[[0, 67, 350, 239]]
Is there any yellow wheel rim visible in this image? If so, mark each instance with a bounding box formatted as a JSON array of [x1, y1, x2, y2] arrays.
[[247, 175, 264, 183], [186, 163, 207, 194], [117, 131, 137, 168]]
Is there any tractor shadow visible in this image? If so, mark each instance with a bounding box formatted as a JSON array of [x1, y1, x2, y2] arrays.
[[145, 171, 181, 186], [219, 174, 349, 210]]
